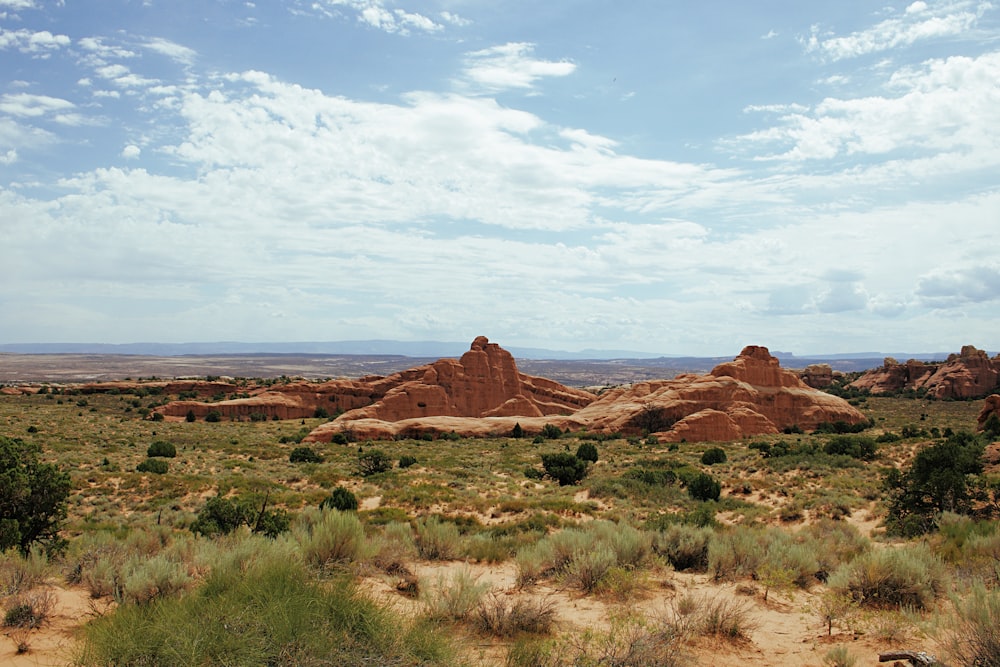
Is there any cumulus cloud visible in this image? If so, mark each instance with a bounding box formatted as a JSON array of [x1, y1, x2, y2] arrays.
[[121, 144, 141, 159], [305, 0, 443, 34], [460, 42, 576, 92], [802, 0, 992, 60], [731, 50, 1000, 163], [0, 28, 70, 56]]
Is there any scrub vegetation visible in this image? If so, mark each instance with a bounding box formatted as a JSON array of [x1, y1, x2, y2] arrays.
[[0, 384, 998, 665]]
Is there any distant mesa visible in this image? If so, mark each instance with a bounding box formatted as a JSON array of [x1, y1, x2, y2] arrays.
[[850, 344, 1000, 400], [305, 341, 867, 443]]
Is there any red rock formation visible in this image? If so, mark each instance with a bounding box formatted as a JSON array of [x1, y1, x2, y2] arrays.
[[850, 346, 1000, 399], [800, 364, 834, 389], [155, 336, 594, 424], [152, 379, 376, 421], [979, 394, 1000, 433], [307, 344, 867, 443], [332, 336, 593, 422]]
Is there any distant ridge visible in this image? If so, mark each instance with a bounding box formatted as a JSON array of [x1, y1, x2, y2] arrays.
[[0, 341, 984, 365]]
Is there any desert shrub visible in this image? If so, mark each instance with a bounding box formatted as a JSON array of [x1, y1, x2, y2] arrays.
[[708, 527, 765, 581], [802, 519, 870, 575], [190, 495, 289, 539], [827, 544, 946, 610], [289, 446, 323, 463], [511, 423, 524, 438], [575, 442, 599, 463], [565, 545, 617, 593], [357, 449, 392, 476], [118, 553, 192, 605], [295, 508, 373, 570], [823, 435, 876, 460], [0, 437, 71, 555], [475, 593, 556, 637], [654, 524, 713, 571], [3, 590, 55, 629], [398, 454, 418, 468], [204, 410, 222, 422], [320, 487, 358, 512], [824, 645, 857, 667], [700, 447, 727, 465], [371, 521, 417, 573], [541, 452, 588, 486], [540, 424, 563, 439], [415, 516, 462, 561], [136, 458, 169, 474], [689, 594, 757, 641], [687, 472, 721, 501], [0, 547, 50, 596], [330, 432, 350, 445], [146, 440, 176, 458], [76, 547, 455, 666], [948, 583, 1000, 667], [885, 432, 985, 536], [421, 567, 489, 622]]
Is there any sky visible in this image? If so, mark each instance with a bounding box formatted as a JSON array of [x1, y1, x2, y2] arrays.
[[1, 0, 998, 356]]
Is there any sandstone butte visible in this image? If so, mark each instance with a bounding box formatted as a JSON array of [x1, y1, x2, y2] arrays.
[[980, 394, 1000, 432], [850, 345, 1000, 400], [304, 341, 868, 443]]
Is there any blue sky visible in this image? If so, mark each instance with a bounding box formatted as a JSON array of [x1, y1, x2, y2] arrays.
[[1, 0, 998, 356]]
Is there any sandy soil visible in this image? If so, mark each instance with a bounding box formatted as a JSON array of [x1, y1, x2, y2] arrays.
[[1, 585, 94, 667]]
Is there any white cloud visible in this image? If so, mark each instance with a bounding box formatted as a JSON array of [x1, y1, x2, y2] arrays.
[[440, 11, 470, 27], [803, 0, 993, 60], [0, 92, 74, 117], [0, 27, 70, 56], [731, 50, 1000, 165], [0, 148, 16, 164], [144, 37, 197, 65], [0, 0, 36, 7], [460, 42, 576, 92], [306, 0, 443, 34], [121, 144, 141, 159]]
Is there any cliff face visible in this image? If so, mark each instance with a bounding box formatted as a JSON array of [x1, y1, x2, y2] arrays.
[[850, 345, 1000, 399], [307, 344, 868, 443]]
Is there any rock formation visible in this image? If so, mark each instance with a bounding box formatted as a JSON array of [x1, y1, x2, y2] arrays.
[[800, 364, 834, 389], [979, 394, 1000, 433], [153, 336, 594, 424], [307, 344, 868, 443], [850, 345, 1000, 399]]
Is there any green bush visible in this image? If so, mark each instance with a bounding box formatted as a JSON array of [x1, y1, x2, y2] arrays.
[[205, 410, 222, 423], [823, 435, 876, 460], [575, 442, 599, 463], [655, 524, 713, 571], [136, 458, 169, 475], [398, 455, 418, 469], [541, 453, 588, 486], [146, 441, 176, 458], [415, 516, 462, 561], [75, 546, 455, 666], [0, 437, 70, 555], [700, 447, 727, 465], [357, 449, 392, 476], [540, 424, 563, 439], [320, 487, 359, 512], [687, 473, 721, 501], [190, 496, 289, 538], [948, 583, 1000, 667], [289, 446, 323, 464], [885, 432, 985, 535]]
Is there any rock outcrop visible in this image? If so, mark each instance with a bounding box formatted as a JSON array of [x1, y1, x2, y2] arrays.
[[979, 394, 1000, 433], [850, 346, 1000, 399], [156, 336, 595, 424], [307, 344, 868, 443], [800, 364, 834, 389]]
